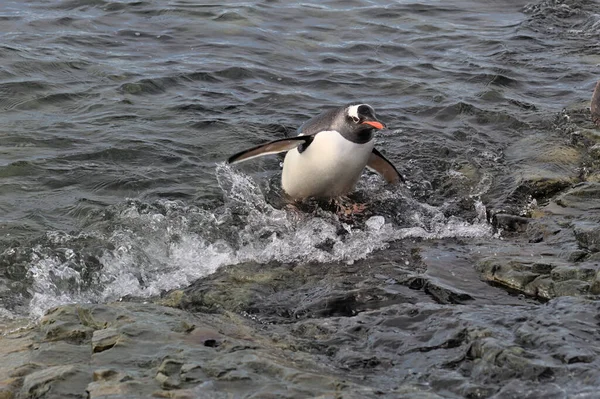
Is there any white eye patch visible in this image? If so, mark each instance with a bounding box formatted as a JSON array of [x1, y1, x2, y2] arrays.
[[347, 103, 374, 122], [347, 104, 361, 119]]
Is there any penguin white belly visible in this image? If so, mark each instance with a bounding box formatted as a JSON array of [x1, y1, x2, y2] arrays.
[[281, 130, 374, 199]]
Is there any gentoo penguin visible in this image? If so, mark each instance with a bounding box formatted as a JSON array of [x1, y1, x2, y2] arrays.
[[227, 103, 403, 200]]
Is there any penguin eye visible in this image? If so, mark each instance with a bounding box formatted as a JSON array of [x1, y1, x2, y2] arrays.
[[351, 115, 360, 123]]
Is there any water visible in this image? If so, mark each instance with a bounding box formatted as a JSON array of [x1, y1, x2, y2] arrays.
[[0, 0, 598, 321]]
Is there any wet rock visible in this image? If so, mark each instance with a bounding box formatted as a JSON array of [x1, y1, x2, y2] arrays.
[[490, 380, 577, 399], [590, 272, 600, 295], [177, 256, 425, 321], [481, 167, 600, 301], [524, 217, 563, 244], [40, 307, 95, 344], [590, 143, 600, 159], [87, 369, 140, 399], [177, 327, 223, 353], [31, 341, 90, 366], [298, 297, 600, 397], [476, 255, 599, 299], [179, 363, 207, 383], [592, 80, 600, 127], [484, 131, 583, 215], [92, 369, 125, 382], [151, 384, 230, 399], [1, 302, 395, 398], [155, 359, 184, 389], [573, 222, 600, 252], [91, 328, 119, 353], [488, 172, 576, 216], [1, 294, 600, 399], [87, 380, 147, 399], [21, 365, 87, 399], [514, 173, 575, 203], [157, 290, 185, 308], [476, 257, 544, 294], [553, 279, 591, 296], [563, 249, 588, 262], [492, 213, 529, 233], [0, 379, 19, 399], [550, 264, 598, 281], [554, 182, 600, 213], [8, 364, 40, 379], [177, 262, 298, 315], [422, 280, 474, 304]]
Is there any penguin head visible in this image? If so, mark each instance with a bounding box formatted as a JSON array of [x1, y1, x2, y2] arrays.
[[345, 104, 386, 130], [339, 104, 386, 143]]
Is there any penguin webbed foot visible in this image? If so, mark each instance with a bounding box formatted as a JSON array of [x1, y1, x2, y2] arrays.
[[332, 196, 370, 221], [282, 195, 372, 223]]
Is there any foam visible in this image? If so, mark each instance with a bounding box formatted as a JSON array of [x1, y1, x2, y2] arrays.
[[25, 164, 494, 318]]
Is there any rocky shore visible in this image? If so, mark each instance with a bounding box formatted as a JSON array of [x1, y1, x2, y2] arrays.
[[477, 83, 600, 300], [1, 88, 600, 399], [1, 284, 599, 398]]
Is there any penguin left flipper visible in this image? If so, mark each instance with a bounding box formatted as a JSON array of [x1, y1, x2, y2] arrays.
[[227, 136, 313, 165], [367, 148, 405, 184]]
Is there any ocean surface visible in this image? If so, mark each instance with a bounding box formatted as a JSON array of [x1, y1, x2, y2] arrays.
[[0, 0, 598, 321]]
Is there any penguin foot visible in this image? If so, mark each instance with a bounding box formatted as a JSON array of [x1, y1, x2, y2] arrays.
[[333, 197, 368, 220]]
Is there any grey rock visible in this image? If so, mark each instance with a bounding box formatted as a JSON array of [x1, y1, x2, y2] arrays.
[[590, 143, 600, 159], [550, 264, 599, 281], [155, 358, 184, 389], [493, 213, 529, 233], [1, 302, 395, 398], [86, 380, 147, 399], [554, 183, 600, 213], [574, 221, 600, 252], [92, 368, 131, 382], [1, 289, 599, 399], [180, 363, 207, 383], [591, 80, 600, 127], [476, 254, 600, 299], [31, 341, 90, 366], [590, 271, 600, 295], [21, 365, 86, 399], [91, 328, 119, 353], [476, 256, 556, 298]]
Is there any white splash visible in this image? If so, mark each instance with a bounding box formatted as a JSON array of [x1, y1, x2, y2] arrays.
[[24, 163, 494, 318]]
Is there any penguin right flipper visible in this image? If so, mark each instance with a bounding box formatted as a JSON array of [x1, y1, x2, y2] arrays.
[[227, 136, 313, 165], [367, 148, 405, 184]]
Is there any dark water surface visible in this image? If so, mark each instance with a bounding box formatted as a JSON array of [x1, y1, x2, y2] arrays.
[[1, 0, 600, 396]]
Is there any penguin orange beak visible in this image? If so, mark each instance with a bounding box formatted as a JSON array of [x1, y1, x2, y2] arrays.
[[362, 120, 385, 129]]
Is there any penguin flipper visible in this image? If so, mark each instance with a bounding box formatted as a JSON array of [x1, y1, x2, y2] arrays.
[[367, 148, 404, 184], [227, 136, 312, 164]]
